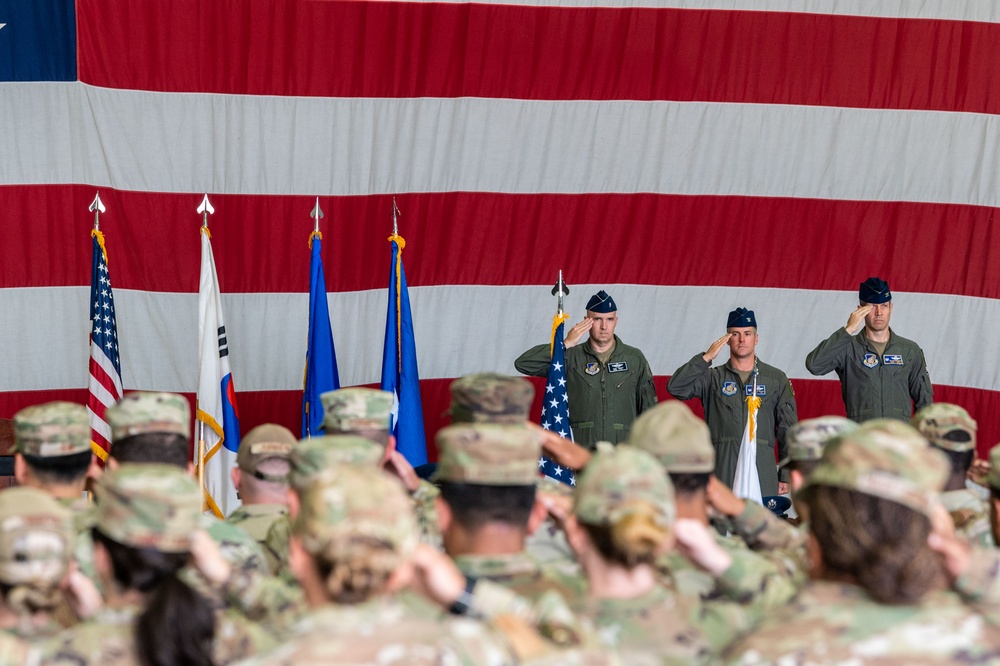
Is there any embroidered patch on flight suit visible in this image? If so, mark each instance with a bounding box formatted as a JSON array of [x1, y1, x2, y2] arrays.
[[607, 362, 628, 373], [883, 354, 903, 365], [863, 353, 880, 368], [585, 362, 600, 375], [744, 384, 767, 396], [721, 381, 738, 396]]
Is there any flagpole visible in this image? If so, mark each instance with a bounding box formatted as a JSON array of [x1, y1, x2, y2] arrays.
[[196, 194, 214, 510]]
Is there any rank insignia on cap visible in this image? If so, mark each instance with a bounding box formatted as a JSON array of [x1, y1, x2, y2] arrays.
[[608, 362, 628, 373], [883, 354, 903, 365], [744, 384, 767, 397], [721, 381, 738, 396], [586, 362, 600, 376], [863, 353, 880, 368]]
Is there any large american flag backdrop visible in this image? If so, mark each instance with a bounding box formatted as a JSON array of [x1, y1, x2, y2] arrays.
[[4, 0, 1000, 459]]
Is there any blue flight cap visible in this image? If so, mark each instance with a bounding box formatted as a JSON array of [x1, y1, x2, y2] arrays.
[[586, 290, 617, 313], [763, 495, 791, 518], [727, 307, 756, 329], [859, 277, 891, 304]]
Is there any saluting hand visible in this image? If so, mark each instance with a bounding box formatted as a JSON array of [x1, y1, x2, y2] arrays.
[[703, 333, 733, 363], [846, 305, 872, 335], [563, 318, 593, 349]]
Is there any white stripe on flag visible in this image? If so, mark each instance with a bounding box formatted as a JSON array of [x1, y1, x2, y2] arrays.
[[86, 407, 113, 442], [3, 84, 1000, 208], [90, 347, 124, 398]]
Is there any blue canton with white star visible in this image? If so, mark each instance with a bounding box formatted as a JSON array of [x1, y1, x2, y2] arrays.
[[91, 237, 121, 375], [538, 321, 574, 486]]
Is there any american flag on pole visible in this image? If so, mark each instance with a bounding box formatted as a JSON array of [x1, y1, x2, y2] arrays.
[[538, 315, 575, 487], [87, 196, 122, 463]]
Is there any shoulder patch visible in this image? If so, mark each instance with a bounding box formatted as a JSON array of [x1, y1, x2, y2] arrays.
[[863, 353, 880, 368], [721, 381, 738, 396], [585, 362, 600, 376]]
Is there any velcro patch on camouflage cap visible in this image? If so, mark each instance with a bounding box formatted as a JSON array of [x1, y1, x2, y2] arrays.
[[289, 435, 384, 491], [237, 423, 296, 475], [320, 388, 394, 432], [779, 416, 857, 467], [295, 466, 417, 561], [449, 373, 534, 425], [574, 447, 675, 529], [912, 403, 977, 453], [106, 392, 190, 441], [434, 423, 541, 485], [801, 420, 948, 517], [13, 402, 91, 458], [95, 464, 201, 553], [626, 401, 714, 473]]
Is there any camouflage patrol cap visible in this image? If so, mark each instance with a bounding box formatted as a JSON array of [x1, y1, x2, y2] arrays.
[[106, 392, 190, 441], [0, 488, 74, 586], [95, 464, 201, 552], [320, 388, 394, 432], [987, 445, 1000, 491], [434, 423, 541, 485], [911, 403, 977, 453], [778, 416, 858, 467], [237, 424, 295, 481], [626, 401, 714, 473], [13, 401, 91, 457], [801, 419, 948, 517], [449, 373, 534, 425], [574, 446, 675, 529], [294, 465, 417, 561], [289, 435, 384, 492]]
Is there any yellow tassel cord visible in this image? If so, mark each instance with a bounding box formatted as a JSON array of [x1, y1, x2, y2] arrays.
[[388, 233, 406, 373], [550, 311, 570, 356], [91, 229, 108, 263], [200, 225, 212, 240], [746, 396, 762, 441], [308, 229, 322, 249]]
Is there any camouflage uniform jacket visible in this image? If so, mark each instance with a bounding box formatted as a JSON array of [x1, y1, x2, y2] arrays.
[[201, 514, 270, 577], [658, 528, 800, 606], [572, 586, 713, 665], [728, 501, 810, 581], [666, 355, 797, 495], [723, 580, 1000, 665], [805, 327, 932, 422], [453, 551, 587, 603], [942, 488, 994, 549], [224, 503, 287, 572], [232, 596, 619, 666], [515, 335, 657, 450]]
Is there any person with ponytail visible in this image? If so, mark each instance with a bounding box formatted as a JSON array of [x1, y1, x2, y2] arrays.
[[725, 420, 1000, 664], [561, 444, 715, 664], [43, 464, 217, 666]]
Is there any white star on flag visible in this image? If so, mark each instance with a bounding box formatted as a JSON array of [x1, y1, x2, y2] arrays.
[[536, 316, 576, 487]]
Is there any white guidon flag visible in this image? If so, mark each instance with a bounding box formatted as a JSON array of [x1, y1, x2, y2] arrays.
[[733, 366, 763, 505]]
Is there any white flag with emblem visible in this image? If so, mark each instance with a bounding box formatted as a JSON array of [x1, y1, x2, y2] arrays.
[[733, 369, 763, 504]]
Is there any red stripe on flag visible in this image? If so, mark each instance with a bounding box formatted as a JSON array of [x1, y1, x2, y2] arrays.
[[3, 380, 1000, 460], [4, 186, 1000, 298], [88, 356, 121, 405], [77, 0, 1000, 114]]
